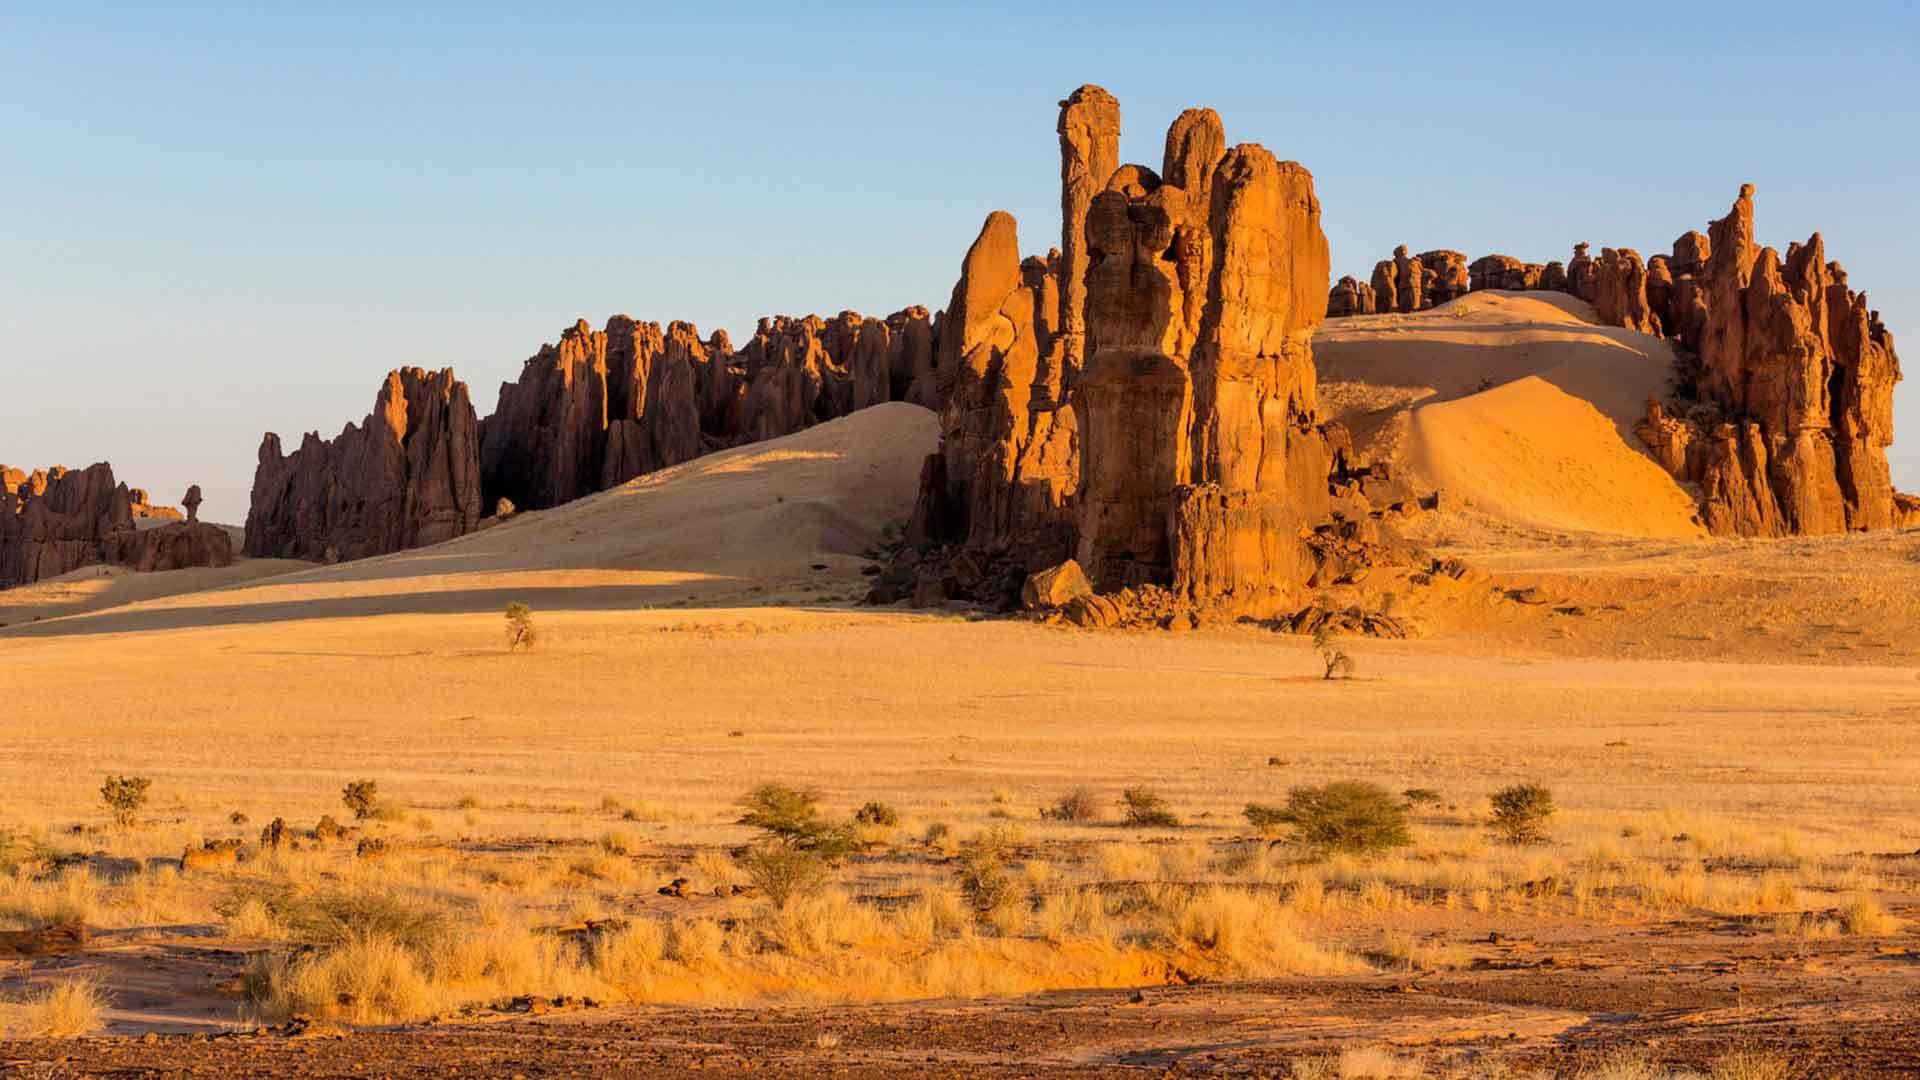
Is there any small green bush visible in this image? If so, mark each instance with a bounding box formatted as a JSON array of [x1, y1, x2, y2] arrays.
[[853, 800, 900, 828], [1489, 783, 1556, 844], [1120, 788, 1179, 828], [736, 784, 853, 858], [100, 775, 151, 828], [1279, 781, 1411, 854]]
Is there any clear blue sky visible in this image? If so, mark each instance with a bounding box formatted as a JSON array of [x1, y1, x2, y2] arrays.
[[4, 3, 1916, 523]]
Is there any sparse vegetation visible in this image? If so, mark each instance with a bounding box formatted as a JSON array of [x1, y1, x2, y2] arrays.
[[853, 800, 899, 828], [0, 976, 108, 1037], [1489, 783, 1556, 844], [504, 601, 535, 651], [99, 774, 151, 827], [1401, 788, 1443, 809], [1275, 781, 1411, 855], [1119, 788, 1179, 828], [954, 827, 1019, 921], [1041, 788, 1102, 823], [341, 779, 381, 821], [1311, 625, 1355, 680]]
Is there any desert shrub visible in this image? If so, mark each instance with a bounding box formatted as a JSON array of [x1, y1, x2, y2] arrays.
[[1120, 788, 1179, 828], [1278, 781, 1411, 855], [736, 784, 852, 857], [740, 842, 833, 908], [234, 886, 450, 953], [954, 828, 1019, 918], [733, 784, 855, 908], [1310, 626, 1355, 680], [1489, 783, 1556, 844], [853, 801, 899, 828], [1401, 788, 1443, 809], [1243, 802, 1288, 833], [1040, 788, 1102, 823], [340, 779, 381, 821], [100, 774, 151, 827], [504, 601, 535, 651]]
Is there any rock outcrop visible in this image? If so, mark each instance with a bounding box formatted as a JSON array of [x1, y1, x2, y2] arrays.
[[246, 367, 483, 562], [482, 307, 943, 515], [1319, 187, 1909, 537], [1635, 185, 1905, 535], [902, 86, 1379, 621], [2, 463, 222, 586]]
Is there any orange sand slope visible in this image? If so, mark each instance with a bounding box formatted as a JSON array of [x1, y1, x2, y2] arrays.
[[1315, 291, 1704, 539]]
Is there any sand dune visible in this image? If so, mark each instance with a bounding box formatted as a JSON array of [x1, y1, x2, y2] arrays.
[[1316, 291, 1704, 538], [0, 402, 938, 636]]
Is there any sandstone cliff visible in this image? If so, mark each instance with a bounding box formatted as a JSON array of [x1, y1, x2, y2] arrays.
[[2, 463, 227, 586], [246, 367, 483, 561]]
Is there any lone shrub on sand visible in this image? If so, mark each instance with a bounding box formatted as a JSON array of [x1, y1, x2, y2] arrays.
[[1041, 788, 1102, 823], [1278, 781, 1411, 855], [100, 775, 151, 828], [341, 779, 381, 821], [853, 801, 900, 828], [735, 784, 855, 908], [1311, 626, 1355, 681], [504, 602, 535, 651], [1120, 788, 1180, 828], [1489, 783, 1556, 844], [955, 828, 1019, 917]]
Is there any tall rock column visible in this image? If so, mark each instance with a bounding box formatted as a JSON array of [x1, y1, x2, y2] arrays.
[[1057, 85, 1121, 390], [1074, 105, 1333, 607]]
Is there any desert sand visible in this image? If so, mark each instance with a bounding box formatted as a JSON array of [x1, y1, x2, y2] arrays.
[[2, 301, 1917, 1076]]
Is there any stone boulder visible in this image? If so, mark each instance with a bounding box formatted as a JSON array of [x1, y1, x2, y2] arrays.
[[1021, 559, 1093, 610]]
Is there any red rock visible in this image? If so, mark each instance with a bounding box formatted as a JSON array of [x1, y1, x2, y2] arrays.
[[1327, 276, 1376, 317], [1057, 85, 1122, 385], [1593, 247, 1660, 336], [1636, 185, 1904, 535], [247, 367, 482, 561]]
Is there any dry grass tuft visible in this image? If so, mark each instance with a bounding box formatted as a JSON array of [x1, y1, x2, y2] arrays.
[[1, 976, 109, 1037]]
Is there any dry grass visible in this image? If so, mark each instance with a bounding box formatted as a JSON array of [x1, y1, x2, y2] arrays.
[[0, 976, 108, 1037]]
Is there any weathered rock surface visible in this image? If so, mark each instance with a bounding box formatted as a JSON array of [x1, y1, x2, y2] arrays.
[[1057, 85, 1122, 385], [110, 521, 234, 573], [246, 367, 483, 562], [2, 462, 218, 586], [901, 88, 1362, 621], [1592, 247, 1659, 335], [1634, 186, 1905, 535], [1327, 276, 1376, 317]]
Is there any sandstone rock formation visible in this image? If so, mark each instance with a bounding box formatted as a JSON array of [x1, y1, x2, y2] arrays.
[[1057, 85, 1121, 385], [482, 307, 942, 515], [246, 367, 483, 562], [1328, 276, 1376, 317], [1635, 185, 1905, 535], [1592, 247, 1658, 335], [1317, 187, 1908, 538], [901, 87, 1389, 621], [182, 485, 203, 524], [1, 463, 222, 586]]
